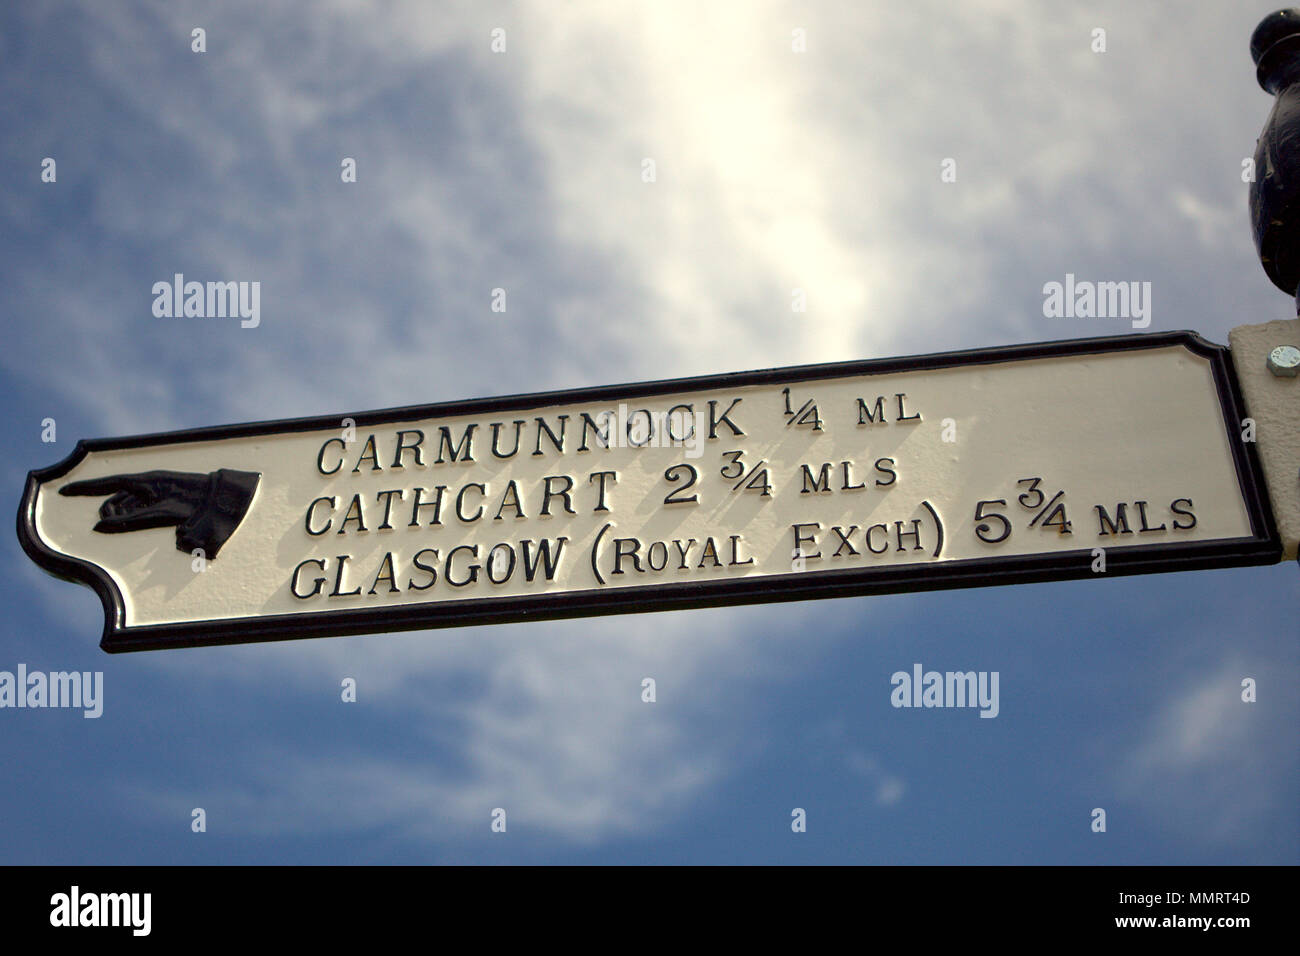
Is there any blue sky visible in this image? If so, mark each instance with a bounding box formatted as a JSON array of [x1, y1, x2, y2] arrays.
[[0, 0, 1296, 864]]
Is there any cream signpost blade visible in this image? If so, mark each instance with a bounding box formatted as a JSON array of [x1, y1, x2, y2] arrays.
[[16, 332, 1281, 653]]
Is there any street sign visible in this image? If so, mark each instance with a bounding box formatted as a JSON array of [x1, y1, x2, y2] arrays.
[[17, 331, 1280, 652]]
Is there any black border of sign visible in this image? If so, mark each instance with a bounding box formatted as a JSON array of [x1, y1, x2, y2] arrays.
[[16, 330, 1283, 653]]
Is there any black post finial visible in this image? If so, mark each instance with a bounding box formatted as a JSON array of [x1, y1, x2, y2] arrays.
[[1250, 10, 1300, 312]]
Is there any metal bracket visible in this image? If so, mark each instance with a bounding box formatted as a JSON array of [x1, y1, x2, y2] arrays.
[[1229, 317, 1300, 560]]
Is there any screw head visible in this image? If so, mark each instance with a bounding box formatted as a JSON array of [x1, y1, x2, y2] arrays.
[[1267, 344, 1300, 376]]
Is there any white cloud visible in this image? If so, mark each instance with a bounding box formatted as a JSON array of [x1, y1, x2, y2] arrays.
[[846, 750, 906, 807], [112, 611, 778, 842], [1117, 657, 1295, 844], [6, 0, 1292, 850]]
